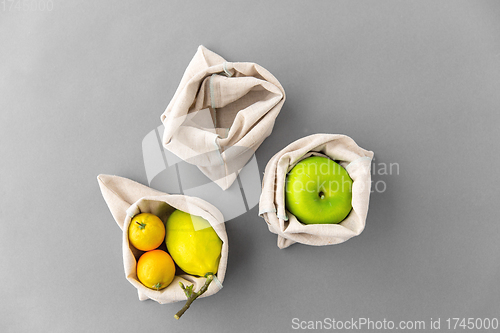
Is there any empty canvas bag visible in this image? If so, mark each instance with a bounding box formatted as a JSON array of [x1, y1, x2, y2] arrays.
[[160, 45, 286, 190], [97, 174, 228, 304], [259, 134, 374, 249]]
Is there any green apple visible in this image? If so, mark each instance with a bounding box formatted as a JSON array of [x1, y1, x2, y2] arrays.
[[285, 156, 353, 224]]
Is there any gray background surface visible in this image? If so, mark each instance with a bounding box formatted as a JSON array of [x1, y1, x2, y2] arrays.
[[1, 1, 500, 332]]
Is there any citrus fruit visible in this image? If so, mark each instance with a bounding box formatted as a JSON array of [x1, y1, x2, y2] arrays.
[[128, 213, 165, 251], [165, 210, 222, 276], [136, 250, 176, 290]]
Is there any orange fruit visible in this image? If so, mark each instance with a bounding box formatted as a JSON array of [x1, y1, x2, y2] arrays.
[[137, 250, 176, 290], [128, 213, 165, 251]]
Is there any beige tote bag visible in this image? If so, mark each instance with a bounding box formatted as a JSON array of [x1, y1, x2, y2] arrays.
[[259, 134, 374, 249], [160, 45, 285, 190], [97, 174, 228, 304]]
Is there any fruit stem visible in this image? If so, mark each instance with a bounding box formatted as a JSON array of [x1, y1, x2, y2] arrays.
[[136, 221, 146, 230], [174, 273, 215, 320]]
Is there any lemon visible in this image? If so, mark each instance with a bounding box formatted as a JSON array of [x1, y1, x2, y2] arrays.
[[165, 210, 222, 276], [136, 250, 176, 290], [128, 213, 165, 251]]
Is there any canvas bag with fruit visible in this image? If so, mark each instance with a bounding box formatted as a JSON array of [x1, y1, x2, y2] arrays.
[[97, 174, 228, 315], [259, 134, 374, 249], [160, 45, 286, 190]]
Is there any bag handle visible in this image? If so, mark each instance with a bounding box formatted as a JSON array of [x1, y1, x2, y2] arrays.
[[97, 174, 165, 229]]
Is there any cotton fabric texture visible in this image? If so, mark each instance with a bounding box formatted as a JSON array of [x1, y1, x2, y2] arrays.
[[160, 45, 285, 190], [97, 174, 228, 304], [259, 134, 374, 249]]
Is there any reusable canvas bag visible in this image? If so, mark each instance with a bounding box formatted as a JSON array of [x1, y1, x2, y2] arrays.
[[259, 134, 374, 249], [97, 174, 228, 304], [160, 45, 285, 190]]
